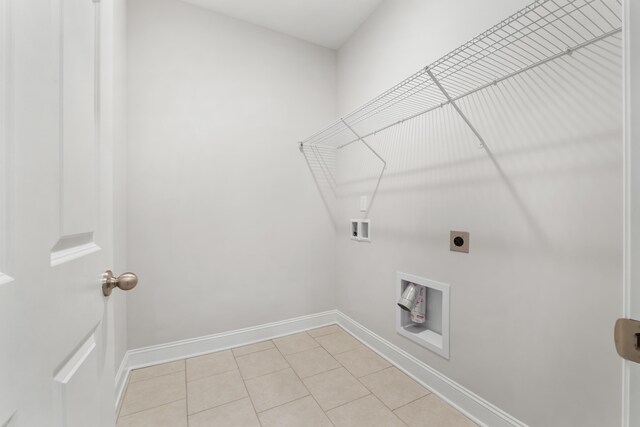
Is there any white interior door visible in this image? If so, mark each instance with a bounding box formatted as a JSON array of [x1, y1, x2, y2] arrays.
[[626, 1, 640, 426], [0, 0, 120, 425]]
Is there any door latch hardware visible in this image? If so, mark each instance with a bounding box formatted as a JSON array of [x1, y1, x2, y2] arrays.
[[102, 270, 138, 296], [614, 318, 640, 363]]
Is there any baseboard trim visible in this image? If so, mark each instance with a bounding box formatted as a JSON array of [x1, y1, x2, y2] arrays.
[[335, 311, 527, 427], [114, 352, 130, 413], [114, 310, 338, 409], [115, 309, 526, 426]]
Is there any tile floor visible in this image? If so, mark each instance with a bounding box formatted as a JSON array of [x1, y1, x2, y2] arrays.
[[117, 325, 477, 426]]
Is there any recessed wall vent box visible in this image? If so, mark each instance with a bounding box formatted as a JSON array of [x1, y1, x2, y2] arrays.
[[350, 220, 370, 242], [396, 272, 450, 359]]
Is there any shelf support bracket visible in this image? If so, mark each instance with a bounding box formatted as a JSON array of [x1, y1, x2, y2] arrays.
[[426, 68, 487, 149], [341, 118, 386, 216]]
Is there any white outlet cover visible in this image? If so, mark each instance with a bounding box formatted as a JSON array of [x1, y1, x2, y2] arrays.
[[360, 196, 367, 212]]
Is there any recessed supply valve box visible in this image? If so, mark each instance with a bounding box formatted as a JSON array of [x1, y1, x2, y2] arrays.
[[350, 219, 370, 242]]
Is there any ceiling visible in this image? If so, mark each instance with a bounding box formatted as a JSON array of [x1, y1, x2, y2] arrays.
[[178, 0, 384, 49]]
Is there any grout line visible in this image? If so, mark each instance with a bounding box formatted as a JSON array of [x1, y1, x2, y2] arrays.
[[233, 345, 290, 425], [327, 347, 406, 419], [354, 365, 427, 422], [241, 379, 263, 426], [277, 337, 373, 426], [313, 330, 366, 356], [187, 395, 250, 418], [273, 335, 322, 356], [235, 346, 281, 362], [271, 340, 336, 425], [243, 365, 291, 382], [356, 366, 400, 413], [231, 340, 276, 358], [254, 394, 309, 415], [187, 366, 240, 384], [300, 365, 344, 381], [392, 393, 433, 413], [307, 324, 344, 339], [128, 325, 439, 426], [118, 397, 186, 419], [239, 371, 252, 422], [128, 368, 186, 385], [323, 393, 372, 414]]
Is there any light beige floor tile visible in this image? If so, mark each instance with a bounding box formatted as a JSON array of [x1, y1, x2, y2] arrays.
[[236, 348, 289, 379], [189, 397, 260, 427], [285, 347, 340, 378], [327, 395, 406, 427], [117, 400, 187, 427], [307, 325, 343, 338], [120, 371, 186, 416], [360, 367, 429, 410], [258, 396, 332, 427], [187, 370, 247, 414], [302, 367, 369, 411], [244, 368, 308, 412], [335, 346, 391, 378], [187, 350, 237, 382], [394, 395, 477, 427], [129, 360, 185, 384], [273, 332, 320, 355], [232, 340, 275, 357], [314, 331, 364, 355]]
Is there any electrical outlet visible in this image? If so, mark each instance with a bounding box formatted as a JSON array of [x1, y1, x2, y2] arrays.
[[450, 231, 469, 253]]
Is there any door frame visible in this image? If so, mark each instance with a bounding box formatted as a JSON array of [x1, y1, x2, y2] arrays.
[[622, 1, 639, 426]]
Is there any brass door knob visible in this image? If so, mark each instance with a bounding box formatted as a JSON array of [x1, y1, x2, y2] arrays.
[[102, 270, 138, 296]]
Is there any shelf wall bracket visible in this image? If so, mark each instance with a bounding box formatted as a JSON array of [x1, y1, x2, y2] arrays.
[[426, 68, 487, 149], [341, 118, 386, 216]]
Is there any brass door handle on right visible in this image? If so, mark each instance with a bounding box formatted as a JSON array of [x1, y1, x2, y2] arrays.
[[102, 270, 138, 296]]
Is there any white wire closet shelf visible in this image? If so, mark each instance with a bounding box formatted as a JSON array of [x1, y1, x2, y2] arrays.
[[299, 0, 622, 150]]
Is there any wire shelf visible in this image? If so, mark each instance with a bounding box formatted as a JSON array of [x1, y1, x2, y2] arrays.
[[300, 0, 622, 150]]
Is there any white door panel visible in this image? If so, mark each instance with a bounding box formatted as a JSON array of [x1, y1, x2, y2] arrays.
[[0, 0, 119, 425], [52, 0, 100, 265]]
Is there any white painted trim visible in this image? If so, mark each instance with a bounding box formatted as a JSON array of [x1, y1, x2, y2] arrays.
[[622, 0, 633, 426], [336, 311, 527, 427], [115, 309, 526, 426], [50, 242, 101, 267], [114, 351, 130, 414], [115, 310, 339, 409], [54, 334, 97, 384]]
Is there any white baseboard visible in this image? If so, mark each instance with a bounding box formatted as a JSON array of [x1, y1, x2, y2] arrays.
[[114, 352, 130, 414], [114, 310, 339, 410], [335, 311, 527, 427], [114, 309, 526, 427]]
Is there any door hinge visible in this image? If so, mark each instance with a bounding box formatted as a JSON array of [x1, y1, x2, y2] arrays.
[[614, 318, 640, 363]]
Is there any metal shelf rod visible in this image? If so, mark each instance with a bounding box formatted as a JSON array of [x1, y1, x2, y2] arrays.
[[426, 68, 486, 149], [332, 26, 620, 150]]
